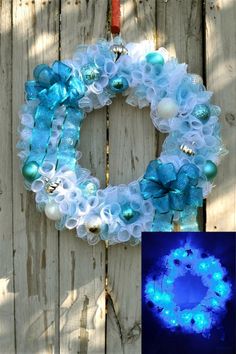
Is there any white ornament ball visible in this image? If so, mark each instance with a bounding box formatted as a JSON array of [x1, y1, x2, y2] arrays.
[[157, 98, 179, 119], [45, 201, 61, 221], [84, 214, 102, 234]]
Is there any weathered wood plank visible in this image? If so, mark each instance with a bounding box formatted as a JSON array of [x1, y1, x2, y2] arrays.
[[107, 0, 203, 353], [0, 2, 15, 353], [59, 1, 108, 353], [156, 0, 204, 230], [12, 1, 60, 353], [205, 0, 236, 231], [106, 1, 156, 353], [157, 0, 203, 73]]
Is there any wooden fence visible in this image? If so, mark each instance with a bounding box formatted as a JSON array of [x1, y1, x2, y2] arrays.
[[0, 0, 235, 353]]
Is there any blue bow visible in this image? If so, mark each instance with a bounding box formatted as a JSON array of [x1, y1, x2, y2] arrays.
[[25, 61, 86, 109], [139, 160, 203, 214]]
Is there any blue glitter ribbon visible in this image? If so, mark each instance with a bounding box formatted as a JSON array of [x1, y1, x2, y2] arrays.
[[25, 60, 86, 108], [140, 160, 203, 214], [25, 61, 86, 171]]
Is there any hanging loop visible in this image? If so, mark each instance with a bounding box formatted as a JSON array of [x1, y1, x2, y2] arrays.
[[111, 0, 121, 34]]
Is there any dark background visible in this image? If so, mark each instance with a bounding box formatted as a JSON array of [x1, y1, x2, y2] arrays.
[[142, 232, 236, 354]]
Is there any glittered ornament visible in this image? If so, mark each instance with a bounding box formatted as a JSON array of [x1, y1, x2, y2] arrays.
[[204, 160, 218, 180], [81, 64, 101, 85], [83, 181, 98, 197], [119, 203, 139, 224], [45, 201, 61, 220], [22, 161, 40, 182], [157, 98, 179, 119], [146, 52, 164, 66], [189, 74, 203, 85], [84, 214, 102, 234], [210, 105, 221, 117], [109, 75, 129, 93], [192, 104, 210, 123]]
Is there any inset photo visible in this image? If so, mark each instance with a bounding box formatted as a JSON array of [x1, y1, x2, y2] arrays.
[[142, 232, 235, 354]]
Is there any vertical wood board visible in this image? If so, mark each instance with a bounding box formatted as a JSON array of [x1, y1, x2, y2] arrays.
[[59, 1, 108, 353], [0, 1, 15, 353], [12, 2, 60, 353], [205, 0, 236, 231], [107, 1, 156, 353]]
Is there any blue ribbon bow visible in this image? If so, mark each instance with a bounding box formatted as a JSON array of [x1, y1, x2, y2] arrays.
[[25, 61, 86, 109], [139, 160, 203, 214]]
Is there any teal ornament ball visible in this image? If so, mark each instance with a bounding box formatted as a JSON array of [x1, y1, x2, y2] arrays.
[[204, 160, 218, 180], [192, 104, 211, 123], [22, 161, 40, 182], [109, 76, 129, 93], [120, 203, 139, 224], [81, 64, 101, 85], [33, 64, 56, 86], [146, 52, 164, 66]]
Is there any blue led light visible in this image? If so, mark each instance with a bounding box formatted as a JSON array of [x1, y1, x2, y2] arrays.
[[145, 244, 232, 337], [213, 272, 223, 280]]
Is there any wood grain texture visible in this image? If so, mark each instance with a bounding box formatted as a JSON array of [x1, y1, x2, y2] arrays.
[[1, 1, 235, 354], [157, 0, 204, 230], [107, 1, 203, 353], [12, 1, 60, 353], [59, 1, 108, 353], [157, 0, 203, 73], [106, 1, 156, 353], [205, 0, 236, 231], [0, 2, 15, 353]]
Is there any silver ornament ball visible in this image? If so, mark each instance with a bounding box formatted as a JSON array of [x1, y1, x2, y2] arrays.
[[45, 178, 61, 194], [110, 44, 128, 62], [84, 214, 102, 234]]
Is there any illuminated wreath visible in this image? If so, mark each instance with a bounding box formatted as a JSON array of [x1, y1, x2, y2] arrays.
[[17, 37, 225, 244], [145, 245, 232, 337]]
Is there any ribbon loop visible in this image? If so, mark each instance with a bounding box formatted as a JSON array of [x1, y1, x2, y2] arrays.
[[25, 61, 86, 109], [140, 161, 203, 215]]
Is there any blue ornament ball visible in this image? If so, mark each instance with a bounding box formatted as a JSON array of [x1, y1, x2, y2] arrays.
[[33, 64, 57, 86], [204, 160, 218, 180], [120, 203, 139, 224], [192, 104, 211, 123], [81, 64, 101, 85], [22, 161, 40, 182], [109, 76, 129, 93], [146, 52, 164, 66]]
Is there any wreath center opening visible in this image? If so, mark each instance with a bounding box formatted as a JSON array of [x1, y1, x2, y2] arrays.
[[173, 274, 207, 310]]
